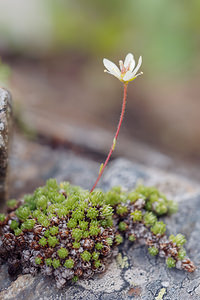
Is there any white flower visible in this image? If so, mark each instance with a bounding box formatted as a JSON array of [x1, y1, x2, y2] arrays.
[[103, 53, 143, 83]]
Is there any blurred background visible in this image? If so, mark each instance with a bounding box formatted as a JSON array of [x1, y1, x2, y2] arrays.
[[0, 0, 200, 188]]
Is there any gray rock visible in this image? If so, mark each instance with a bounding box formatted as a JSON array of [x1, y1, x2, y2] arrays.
[[0, 88, 12, 209], [1, 158, 200, 300], [9, 134, 99, 199]]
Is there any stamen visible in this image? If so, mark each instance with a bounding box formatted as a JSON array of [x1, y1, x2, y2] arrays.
[[127, 62, 131, 71], [136, 71, 143, 77], [121, 65, 126, 74]]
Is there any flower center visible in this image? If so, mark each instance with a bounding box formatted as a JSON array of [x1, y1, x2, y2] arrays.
[[121, 65, 126, 74], [120, 61, 131, 76]]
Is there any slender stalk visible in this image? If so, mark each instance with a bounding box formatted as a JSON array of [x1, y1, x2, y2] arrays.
[[90, 83, 128, 193]]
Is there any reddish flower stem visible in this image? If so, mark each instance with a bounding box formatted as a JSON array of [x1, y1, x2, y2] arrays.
[[90, 83, 128, 193]]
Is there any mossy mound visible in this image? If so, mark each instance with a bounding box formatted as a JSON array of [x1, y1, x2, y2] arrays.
[[0, 180, 195, 288]]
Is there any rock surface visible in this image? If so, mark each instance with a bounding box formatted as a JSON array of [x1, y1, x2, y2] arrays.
[[9, 134, 99, 199], [1, 158, 200, 300], [0, 88, 12, 209]]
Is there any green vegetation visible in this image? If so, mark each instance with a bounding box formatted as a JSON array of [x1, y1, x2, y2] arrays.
[[45, 258, 52, 266], [166, 257, 176, 268], [49, 226, 59, 236], [95, 242, 103, 250], [92, 251, 100, 261], [39, 237, 47, 247], [81, 251, 92, 262], [1, 178, 194, 287], [116, 205, 128, 216], [169, 234, 186, 246], [118, 221, 127, 231], [94, 260, 101, 268], [64, 259, 74, 269], [148, 247, 159, 256], [14, 228, 22, 236], [21, 219, 35, 230], [15, 206, 31, 221], [131, 210, 142, 222], [128, 235, 136, 242], [87, 207, 99, 219], [151, 221, 166, 235], [7, 199, 17, 208], [35, 257, 42, 265], [72, 228, 83, 241], [143, 212, 157, 227], [52, 259, 61, 269], [115, 234, 123, 245], [48, 236, 59, 247], [57, 248, 69, 259], [178, 248, 186, 260], [106, 238, 113, 245], [10, 220, 19, 230]]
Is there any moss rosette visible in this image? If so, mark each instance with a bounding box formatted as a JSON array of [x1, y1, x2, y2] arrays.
[[0, 179, 195, 289]]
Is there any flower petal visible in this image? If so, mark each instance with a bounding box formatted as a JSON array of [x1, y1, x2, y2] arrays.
[[124, 53, 135, 72], [122, 71, 134, 82], [104, 70, 121, 80], [128, 72, 143, 82], [103, 58, 121, 78], [132, 56, 142, 76], [119, 60, 124, 71]]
